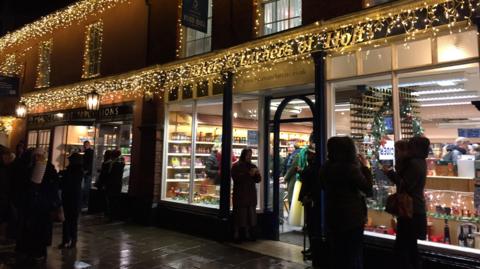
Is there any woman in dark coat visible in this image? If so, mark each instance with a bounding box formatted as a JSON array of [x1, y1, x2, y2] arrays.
[[105, 150, 125, 220], [320, 136, 373, 269], [59, 153, 83, 248], [16, 148, 61, 265], [231, 148, 261, 242], [391, 137, 429, 269]]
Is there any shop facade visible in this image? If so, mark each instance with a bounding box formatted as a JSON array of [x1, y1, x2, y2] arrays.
[[153, 1, 480, 268], [25, 103, 134, 210]]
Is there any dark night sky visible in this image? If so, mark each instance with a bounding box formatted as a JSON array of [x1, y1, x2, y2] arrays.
[[0, 0, 77, 35]]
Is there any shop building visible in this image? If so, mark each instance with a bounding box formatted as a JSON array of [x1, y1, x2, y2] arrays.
[[2, 0, 480, 268]]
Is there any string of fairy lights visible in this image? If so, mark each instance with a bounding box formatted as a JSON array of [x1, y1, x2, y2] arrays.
[[6, 0, 480, 113], [0, 0, 127, 54], [81, 21, 104, 79], [35, 39, 53, 88]]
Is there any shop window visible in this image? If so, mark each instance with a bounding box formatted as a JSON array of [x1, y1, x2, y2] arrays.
[[35, 39, 52, 88], [168, 87, 179, 101], [164, 103, 194, 205], [261, 0, 302, 36], [93, 122, 133, 193], [184, 0, 212, 57], [163, 96, 263, 209], [437, 31, 479, 63], [361, 46, 391, 74], [397, 63, 480, 248], [182, 84, 193, 100], [82, 21, 103, 79], [196, 80, 209, 97], [27, 129, 51, 158], [52, 125, 96, 171], [396, 39, 432, 69], [212, 80, 224, 95], [329, 54, 357, 79]]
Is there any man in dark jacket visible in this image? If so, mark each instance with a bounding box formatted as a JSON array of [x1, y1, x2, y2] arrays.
[[59, 153, 83, 248]]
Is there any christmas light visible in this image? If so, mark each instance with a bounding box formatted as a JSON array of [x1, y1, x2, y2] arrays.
[[14, 0, 480, 113], [0, 0, 127, 55]]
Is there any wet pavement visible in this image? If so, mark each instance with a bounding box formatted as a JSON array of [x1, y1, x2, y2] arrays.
[[0, 215, 309, 269]]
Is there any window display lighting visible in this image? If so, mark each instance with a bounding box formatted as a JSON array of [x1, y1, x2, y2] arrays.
[[420, 101, 471, 107], [418, 94, 478, 102], [413, 88, 466, 95]]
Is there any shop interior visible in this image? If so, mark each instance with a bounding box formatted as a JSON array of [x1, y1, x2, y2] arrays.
[[47, 121, 132, 193], [333, 62, 480, 249]]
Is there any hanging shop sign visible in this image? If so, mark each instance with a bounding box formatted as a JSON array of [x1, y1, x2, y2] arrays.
[[182, 0, 209, 33], [27, 104, 133, 129], [0, 75, 19, 97]]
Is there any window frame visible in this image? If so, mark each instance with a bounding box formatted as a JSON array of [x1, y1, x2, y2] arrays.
[[82, 21, 103, 79], [182, 0, 213, 58], [260, 0, 302, 37]]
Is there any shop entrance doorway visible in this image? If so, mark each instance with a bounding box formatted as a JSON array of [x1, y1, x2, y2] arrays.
[[267, 94, 315, 246]]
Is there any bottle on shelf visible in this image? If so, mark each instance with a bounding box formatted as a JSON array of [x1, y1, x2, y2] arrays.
[[443, 219, 451, 244], [466, 225, 475, 248], [458, 226, 466, 247]]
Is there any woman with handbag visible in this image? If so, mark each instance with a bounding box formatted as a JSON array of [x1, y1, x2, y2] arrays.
[[15, 148, 61, 266], [384, 137, 430, 269], [321, 136, 373, 269], [59, 152, 83, 249]]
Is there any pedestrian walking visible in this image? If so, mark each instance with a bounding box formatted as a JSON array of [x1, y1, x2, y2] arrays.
[[231, 148, 261, 243], [389, 137, 429, 269], [321, 136, 373, 269], [59, 153, 83, 249], [297, 145, 317, 260], [15, 148, 62, 266]]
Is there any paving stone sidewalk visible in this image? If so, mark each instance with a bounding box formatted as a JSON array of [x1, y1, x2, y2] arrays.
[[0, 215, 308, 269]]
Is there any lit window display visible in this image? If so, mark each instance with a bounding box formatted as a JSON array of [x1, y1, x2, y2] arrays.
[[329, 30, 480, 252], [163, 96, 262, 208], [93, 122, 133, 193]]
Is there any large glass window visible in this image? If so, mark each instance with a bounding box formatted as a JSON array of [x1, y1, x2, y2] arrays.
[[52, 125, 96, 171], [329, 30, 480, 252], [184, 0, 212, 57], [261, 0, 302, 36], [93, 122, 133, 193], [164, 102, 194, 205], [27, 129, 51, 158], [82, 21, 103, 78], [163, 96, 263, 209]]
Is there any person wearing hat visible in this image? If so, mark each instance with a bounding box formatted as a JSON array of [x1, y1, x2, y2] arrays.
[[297, 145, 317, 259], [15, 147, 61, 265]]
